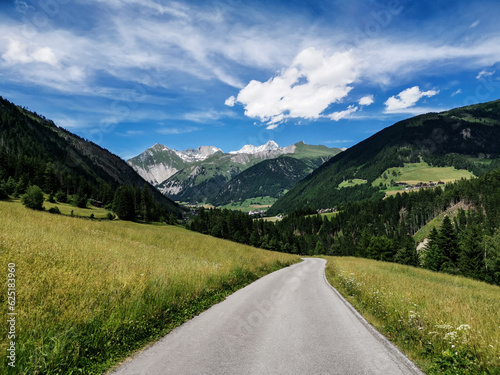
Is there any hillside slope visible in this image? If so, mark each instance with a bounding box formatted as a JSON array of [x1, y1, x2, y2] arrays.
[[0, 200, 297, 374], [211, 156, 324, 206], [268, 99, 500, 215], [0, 96, 182, 215]]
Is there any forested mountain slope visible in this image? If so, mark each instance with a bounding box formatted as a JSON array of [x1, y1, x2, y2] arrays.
[[268, 99, 500, 215], [0, 96, 182, 216]]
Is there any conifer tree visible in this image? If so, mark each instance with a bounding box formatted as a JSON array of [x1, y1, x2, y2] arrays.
[[459, 225, 484, 280], [113, 185, 136, 221], [439, 215, 459, 271], [423, 227, 442, 271]]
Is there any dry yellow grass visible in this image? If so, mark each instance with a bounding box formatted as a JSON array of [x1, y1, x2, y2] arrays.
[[0, 201, 298, 374], [324, 256, 500, 374]]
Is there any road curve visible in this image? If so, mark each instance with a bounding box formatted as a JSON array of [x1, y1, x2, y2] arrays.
[[111, 258, 424, 375]]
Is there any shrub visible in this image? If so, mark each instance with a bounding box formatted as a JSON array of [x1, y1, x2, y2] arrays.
[[22, 185, 44, 210], [48, 206, 61, 214]]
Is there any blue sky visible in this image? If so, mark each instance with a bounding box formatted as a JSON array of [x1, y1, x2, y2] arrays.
[[1, 0, 499, 159]]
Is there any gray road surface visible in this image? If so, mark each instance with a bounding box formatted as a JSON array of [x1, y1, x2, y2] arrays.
[[111, 258, 424, 375]]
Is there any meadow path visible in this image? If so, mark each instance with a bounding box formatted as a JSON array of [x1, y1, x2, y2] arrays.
[[111, 258, 423, 375]]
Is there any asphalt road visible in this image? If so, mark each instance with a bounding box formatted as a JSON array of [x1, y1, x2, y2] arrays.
[[111, 258, 424, 375]]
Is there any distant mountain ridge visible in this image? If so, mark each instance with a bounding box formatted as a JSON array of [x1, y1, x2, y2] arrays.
[[128, 141, 342, 204]]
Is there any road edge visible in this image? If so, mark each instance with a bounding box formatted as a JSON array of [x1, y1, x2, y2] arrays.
[[318, 258, 426, 375]]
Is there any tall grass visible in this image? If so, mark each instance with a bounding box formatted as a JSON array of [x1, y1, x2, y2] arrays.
[[324, 256, 500, 374], [0, 201, 298, 374]]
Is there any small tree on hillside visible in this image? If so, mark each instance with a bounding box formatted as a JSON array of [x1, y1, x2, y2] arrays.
[[22, 185, 44, 210]]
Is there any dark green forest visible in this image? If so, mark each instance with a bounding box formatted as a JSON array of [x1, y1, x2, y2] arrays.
[[189, 169, 500, 285], [0, 96, 181, 220]]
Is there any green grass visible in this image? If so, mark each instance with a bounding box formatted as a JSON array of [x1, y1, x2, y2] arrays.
[[337, 178, 367, 188], [372, 161, 474, 195], [0, 201, 299, 374], [413, 202, 469, 244], [9, 196, 113, 219], [324, 256, 500, 374], [218, 196, 277, 212], [44, 201, 113, 219]]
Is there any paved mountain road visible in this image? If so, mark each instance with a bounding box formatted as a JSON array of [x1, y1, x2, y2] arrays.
[[111, 258, 424, 375]]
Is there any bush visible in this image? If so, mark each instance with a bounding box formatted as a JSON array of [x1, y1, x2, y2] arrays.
[[48, 206, 61, 214], [71, 194, 87, 208], [106, 212, 115, 220], [47, 193, 55, 203], [22, 185, 44, 210]]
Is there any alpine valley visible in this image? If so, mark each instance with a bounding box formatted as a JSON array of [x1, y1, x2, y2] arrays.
[[128, 140, 342, 206]]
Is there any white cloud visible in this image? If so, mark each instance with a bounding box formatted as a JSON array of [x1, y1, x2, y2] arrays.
[[476, 69, 495, 79], [2, 38, 58, 66], [230, 47, 358, 124], [358, 95, 374, 106], [451, 89, 462, 96], [328, 105, 358, 121], [470, 20, 480, 28], [224, 96, 236, 107], [384, 86, 439, 112]]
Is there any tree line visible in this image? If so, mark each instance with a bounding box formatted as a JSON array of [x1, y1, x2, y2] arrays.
[[189, 169, 500, 285]]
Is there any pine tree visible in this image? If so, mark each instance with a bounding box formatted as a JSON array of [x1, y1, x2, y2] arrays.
[[113, 185, 136, 221], [459, 225, 484, 280], [423, 227, 442, 271], [141, 183, 154, 222], [439, 215, 459, 272]]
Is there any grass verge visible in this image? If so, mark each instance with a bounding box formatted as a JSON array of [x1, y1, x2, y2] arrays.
[[323, 256, 500, 374], [0, 201, 299, 374]]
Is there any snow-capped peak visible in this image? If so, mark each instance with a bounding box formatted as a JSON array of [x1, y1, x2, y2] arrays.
[[229, 140, 280, 154], [174, 145, 222, 162]]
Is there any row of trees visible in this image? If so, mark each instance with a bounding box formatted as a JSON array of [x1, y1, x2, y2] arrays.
[[4, 180, 176, 224], [189, 169, 500, 285]]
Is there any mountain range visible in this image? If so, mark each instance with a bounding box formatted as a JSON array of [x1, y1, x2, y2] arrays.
[[128, 140, 341, 205]]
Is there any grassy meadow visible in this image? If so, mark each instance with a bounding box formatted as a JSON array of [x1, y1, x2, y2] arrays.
[[0, 201, 299, 374], [324, 256, 500, 374], [372, 161, 474, 188], [217, 196, 277, 212]]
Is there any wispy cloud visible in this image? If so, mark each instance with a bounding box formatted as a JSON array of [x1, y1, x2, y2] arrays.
[[118, 130, 145, 137], [476, 69, 495, 79], [470, 20, 480, 29], [328, 105, 358, 121], [156, 126, 201, 135]]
